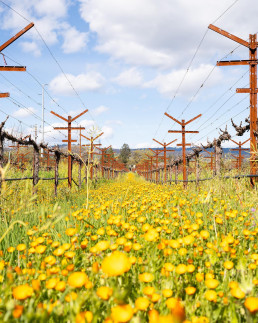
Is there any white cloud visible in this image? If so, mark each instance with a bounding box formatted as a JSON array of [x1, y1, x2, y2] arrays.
[[34, 0, 68, 18], [0, 0, 86, 54], [49, 71, 105, 95], [113, 68, 143, 87], [101, 125, 113, 139], [61, 25, 89, 54], [79, 0, 258, 69], [144, 64, 223, 97], [13, 107, 37, 118], [20, 41, 41, 56], [92, 105, 109, 116]]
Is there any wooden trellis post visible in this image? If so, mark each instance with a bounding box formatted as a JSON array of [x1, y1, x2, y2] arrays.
[[51, 109, 87, 188], [152, 138, 177, 184], [209, 24, 258, 185], [165, 112, 201, 188], [96, 145, 111, 178], [230, 138, 250, 171], [149, 149, 163, 183]]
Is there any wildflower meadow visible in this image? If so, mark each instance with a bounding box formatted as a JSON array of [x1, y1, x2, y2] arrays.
[[0, 171, 257, 323]]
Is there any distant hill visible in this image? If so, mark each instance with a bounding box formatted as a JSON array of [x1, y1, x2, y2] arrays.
[[36, 145, 250, 158]]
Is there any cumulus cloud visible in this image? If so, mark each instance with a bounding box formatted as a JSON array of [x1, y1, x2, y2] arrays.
[[61, 25, 89, 53], [92, 105, 109, 116], [79, 0, 258, 69], [0, 0, 88, 55], [144, 64, 223, 97], [49, 71, 105, 95], [113, 68, 143, 87], [20, 41, 41, 56], [13, 107, 37, 118]]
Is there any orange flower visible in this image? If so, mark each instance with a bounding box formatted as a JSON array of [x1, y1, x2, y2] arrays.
[[12, 305, 23, 318], [162, 289, 173, 298], [205, 279, 219, 289], [230, 287, 245, 299], [46, 278, 58, 289], [224, 261, 234, 270], [68, 272, 88, 288], [244, 297, 258, 314], [13, 284, 33, 300], [65, 228, 77, 236], [32, 279, 40, 291], [176, 264, 187, 275], [35, 245, 47, 254], [96, 286, 113, 300], [185, 287, 196, 295], [16, 244, 26, 252], [102, 251, 131, 277], [55, 281, 66, 292], [200, 230, 209, 240], [111, 304, 133, 323], [135, 297, 150, 311], [139, 273, 154, 283], [205, 290, 217, 302]]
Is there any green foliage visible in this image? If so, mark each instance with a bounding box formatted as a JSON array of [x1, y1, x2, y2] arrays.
[[119, 143, 131, 165]]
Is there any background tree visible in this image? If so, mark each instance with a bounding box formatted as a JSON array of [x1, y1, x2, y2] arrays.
[[119, 143, 131, 165], [128, 149, 151, 166]]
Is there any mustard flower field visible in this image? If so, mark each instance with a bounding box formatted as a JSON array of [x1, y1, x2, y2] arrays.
[[0, 173, 257, 322]]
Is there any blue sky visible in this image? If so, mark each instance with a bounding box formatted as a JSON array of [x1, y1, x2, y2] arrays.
[[0, 0, 257, 150]]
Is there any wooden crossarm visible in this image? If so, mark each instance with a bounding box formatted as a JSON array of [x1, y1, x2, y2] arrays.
[[149, 148, 162, 155], [103, 145, 111, 151], [54, 127, 85, 130], [217, 60, 253, 66], [177, 143, 191, 146], [236, 88, 258, 93], [80, 134, 90, 141], [152, 138, 163, 146], [241, 138, 250, 146], [93, 132, 104, 141], [51, 111, 68, 122], [0, 93, 9, 98], [208, 24, 249, 48], [166, 139, 177, 146], [168, 130, 199, 133], [62, 140, 77, 143], [0, 23, 34, 52], [71, 109, 88, 122], [0, 66, 26, 71], [202, 148, 214, 155], [185, 114, 202, 125], [230, 138, 239, 145], [164, 112, 182, 125]]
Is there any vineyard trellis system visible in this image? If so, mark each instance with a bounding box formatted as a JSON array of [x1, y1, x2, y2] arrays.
[[0, 117, 127, 195], [136, 118, 258, 186]]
